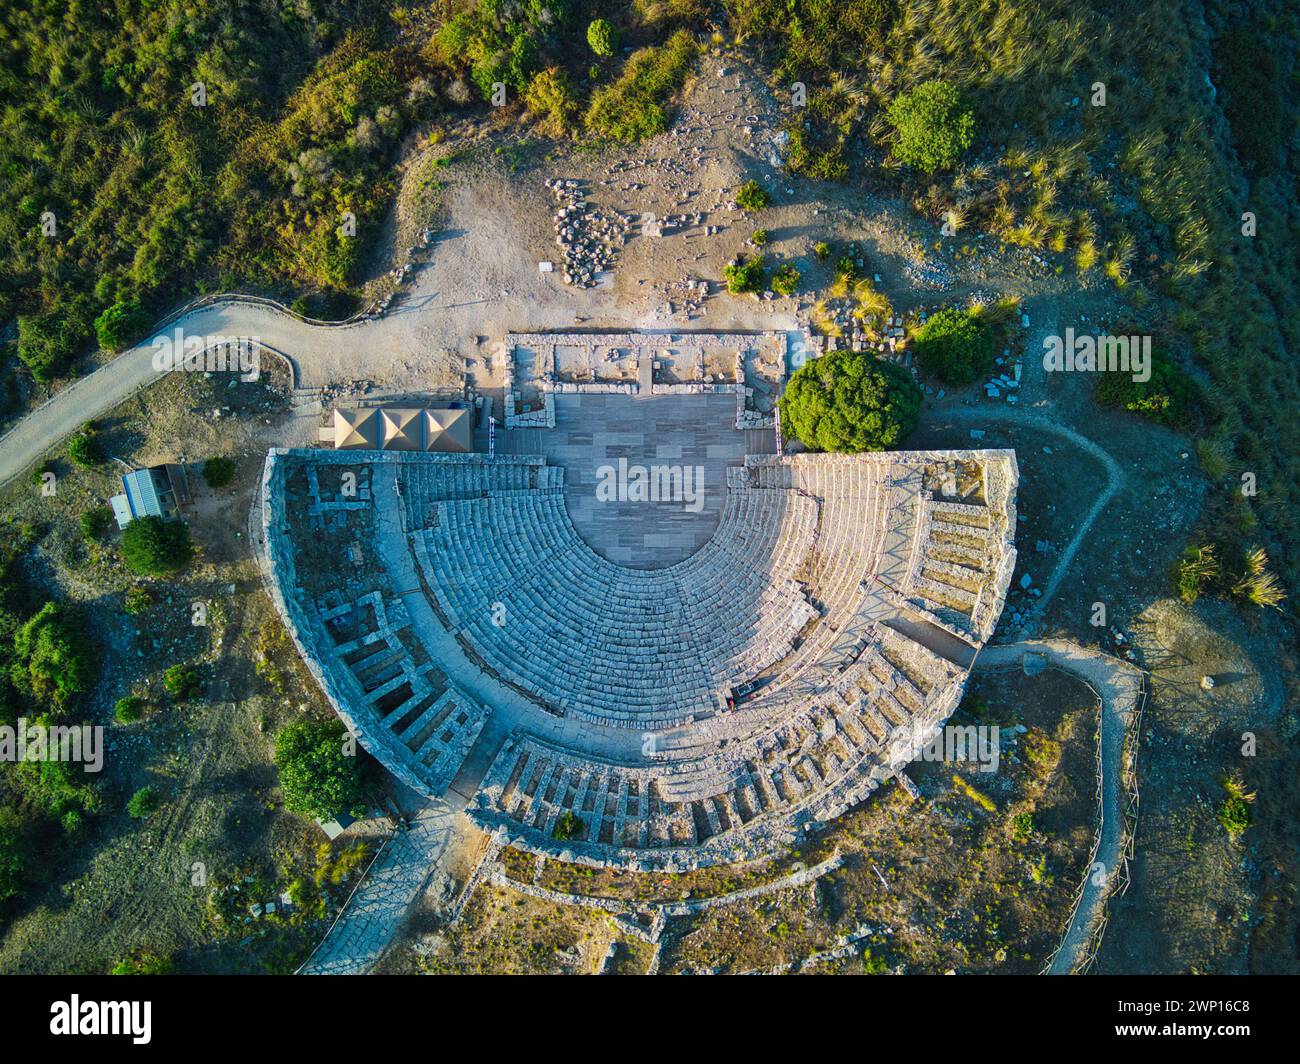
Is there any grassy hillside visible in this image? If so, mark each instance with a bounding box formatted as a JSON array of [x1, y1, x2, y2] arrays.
[[729, 0, 1300, 606], [0, 1, 707, 394]]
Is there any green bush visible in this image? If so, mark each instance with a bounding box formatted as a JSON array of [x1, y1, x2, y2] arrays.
[[120, 516, 192, 576], [1217, 774, 1255, 839], [126, 786, 159, 819], [813, 241, 831, 260], [114, 695, 145, 724], [16, 305, 93, 383], [202, 456, 237, 488], [723, 255, 766, 294], [772, 263, 800, 296], [736, 180, 771, 211], [67, 430, 104, 468], [1174, 544, 1220, 604], [110, 953, 172, 975], [163, 664, 203, 702], [29, 461, 54, 488], [1093, 353, 1200, 429], [93, 300, 148, 353], [912, 307, 996, 385], [751, 228, 769, 246], [585, 31, 696, 142], [1218, 796, 1250, 838], [123, 586, 154, 615], [524, 68, 579, 136], [587, 18, 617, 57], [0, 807, 30, 904], [553, 810, 584, 840], [885, 79, 975, 172], [274, 718, 366, 821], [10, 602, 96, 711], [79, 508, 114, 541], [779, 350, 923, 452]]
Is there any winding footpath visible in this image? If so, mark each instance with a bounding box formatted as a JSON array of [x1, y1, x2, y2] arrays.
[[975, 639, 1144, 974], [942, 405, 1126, 627]]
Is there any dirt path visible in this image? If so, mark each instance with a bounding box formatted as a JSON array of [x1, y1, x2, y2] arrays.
[[941, 403, 1126, 629], [975, 638, 1144, 974]]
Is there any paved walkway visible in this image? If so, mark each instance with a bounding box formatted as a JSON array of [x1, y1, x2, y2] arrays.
[[298, 800, 458, 975], [975, 638, 1144, 974]]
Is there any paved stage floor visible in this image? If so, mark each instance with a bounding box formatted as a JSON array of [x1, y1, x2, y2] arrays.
[[502, 393, 770, 568]]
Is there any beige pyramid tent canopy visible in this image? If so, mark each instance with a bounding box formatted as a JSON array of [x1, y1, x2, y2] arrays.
[[423, 408, 471, 453], [380, 408, 423, 451], [333, 408, 379, 450]]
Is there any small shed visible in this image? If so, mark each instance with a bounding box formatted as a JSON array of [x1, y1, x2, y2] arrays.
[[112, 465, 190, 528]]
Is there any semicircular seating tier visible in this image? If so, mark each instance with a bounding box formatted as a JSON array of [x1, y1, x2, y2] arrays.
[[261, 446, 1018, 870]]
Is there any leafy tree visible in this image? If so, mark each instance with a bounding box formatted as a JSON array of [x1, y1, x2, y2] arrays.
[[736, 180, 771, 211], [723, 255, 766, 293], [202, 456, 237, 488], [886, 79, 975, 172], [80, 508, 114, 541], [274, 719, 366, 821], [779, 350, 922, 452], [16, 305, 92, 383], [587, 19, 617, 57], [912, 307, 995, 385], [93, 300, 148, 353], [127, 786, 160, 819], [67, 431, 104, 468], [120, 517, 192, 577], [10, 602, 95, 711]]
